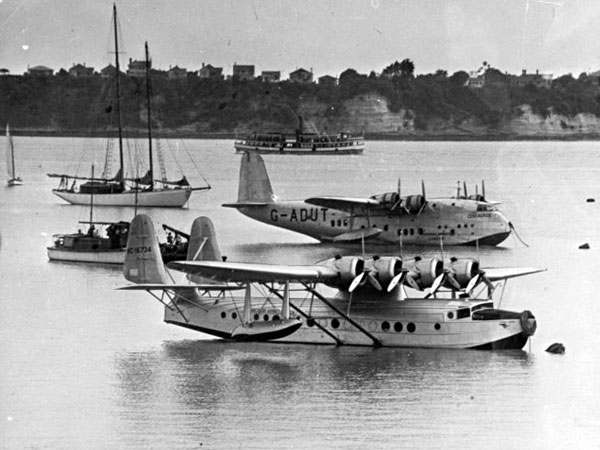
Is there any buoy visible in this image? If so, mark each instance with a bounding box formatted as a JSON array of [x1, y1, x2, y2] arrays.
[[586, 198, 595, 203], [546, 343, 565, 354], [579, 243, 590, 250]]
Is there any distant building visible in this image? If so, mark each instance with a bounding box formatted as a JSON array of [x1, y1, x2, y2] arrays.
[[289, 68, 313, 83], [127, 58, 149, 78], [198, 63, 223, 80], [69, 63, 94, 77], [466, 71, 485, 88], [100, 64, 117, 78], [318, 75, 337, 87], [261, 71, 280, 82], [0, 68, 9, 76], [27, 65, 53, 77], [168, 65, 187, 79], [511, 69, 553, 89], [233, 64, 255, 81]]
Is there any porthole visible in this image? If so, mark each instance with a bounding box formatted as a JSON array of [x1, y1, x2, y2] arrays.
[[272, 315, 280, 321], [232, 312, 237, 320], [407, 323, 416, 333], [307, 317, 316, 327], [394, 322, 403, 332], [447, 312, 454, 319], [381, 321, 390, 332], [254, 314, 259, 321], [434, 323, 441, 330], [331, 318, 340, 329], [220, 312, 226, 319], [263, 314, 269, 321]]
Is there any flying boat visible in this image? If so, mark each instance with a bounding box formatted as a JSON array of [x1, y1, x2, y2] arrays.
[[223, 153, 516, 246], [121, 214, 544, 349]]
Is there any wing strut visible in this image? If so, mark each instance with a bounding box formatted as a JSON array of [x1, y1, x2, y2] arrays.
[[300, 282, 382, 347], [263, 283, 343, 345]]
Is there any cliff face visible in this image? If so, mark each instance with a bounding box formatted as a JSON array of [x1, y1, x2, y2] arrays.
[[3, 74, 600, 139]]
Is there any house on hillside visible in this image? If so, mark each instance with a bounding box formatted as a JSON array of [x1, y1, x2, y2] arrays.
[[127, 58, 149, 78], [289, 68, 313, 83], [100, 64, 118, 78], [27, 65, 53, 77], [168, 66, 187, 79], [318, 75, 337, 87], [261, 71, 280, 82], [510, 69, 553, 89], [233, 64, 255, 80], [198, 63, 223, 80], [466, 71, 485, 88], [69, 63, 94, 77]]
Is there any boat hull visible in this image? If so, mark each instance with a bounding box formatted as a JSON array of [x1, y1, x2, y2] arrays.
[[47, 247, 124, 264], [7, 178, 23, 186], [163, 297, 534, 350], [52, 188, 192, 207], [235, 143, 363, 155]]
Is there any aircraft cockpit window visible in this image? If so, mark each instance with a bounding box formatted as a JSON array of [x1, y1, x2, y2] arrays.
[[477, 204, 498, 212], [471, 302, 493, 312]]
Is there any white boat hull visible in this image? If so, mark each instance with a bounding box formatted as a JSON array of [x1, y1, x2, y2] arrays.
[[52, 188, 192, 207], [235, 143, 364, 155], [163, 297, 533, 349], [7, 178, 23, 186], [47, 247, 124, 264]]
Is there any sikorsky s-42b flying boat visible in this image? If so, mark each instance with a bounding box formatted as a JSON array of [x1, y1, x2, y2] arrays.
[[121, 214, 544, 349], [223, 153, 517, 246]]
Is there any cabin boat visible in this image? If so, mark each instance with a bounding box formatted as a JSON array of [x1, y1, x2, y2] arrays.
[[234, 116, 364, 155]]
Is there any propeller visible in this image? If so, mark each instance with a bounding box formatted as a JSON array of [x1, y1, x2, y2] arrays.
[[390, 178, 403, 211], [463, 181, 468, 199], [348, 269, 383, 292]]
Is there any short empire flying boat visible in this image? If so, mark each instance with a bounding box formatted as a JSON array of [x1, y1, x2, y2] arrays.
[[121, 214, 545, 349], [223, 153, 516, 246]]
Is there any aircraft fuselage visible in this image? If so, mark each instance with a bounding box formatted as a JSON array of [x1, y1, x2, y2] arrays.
[[235, 198, 511, 246]]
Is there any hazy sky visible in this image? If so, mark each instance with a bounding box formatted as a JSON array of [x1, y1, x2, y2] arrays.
[[0, 0, 599, 78]]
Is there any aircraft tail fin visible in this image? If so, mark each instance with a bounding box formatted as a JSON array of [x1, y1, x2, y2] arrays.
[[186, 216, 223, 284], [237, 152, 275, 203], [124, 214, 169, 285]]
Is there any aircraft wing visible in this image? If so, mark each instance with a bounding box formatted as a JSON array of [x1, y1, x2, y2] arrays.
[[305, 196, 380, 211], [166, 260, 339, 283], [482, 267, 546, 281]]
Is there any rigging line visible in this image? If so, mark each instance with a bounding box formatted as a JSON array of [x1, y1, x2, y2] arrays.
[[179, 139, 211, 186]]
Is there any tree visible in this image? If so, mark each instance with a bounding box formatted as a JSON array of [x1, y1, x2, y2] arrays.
[[399, 58, 415, 78]]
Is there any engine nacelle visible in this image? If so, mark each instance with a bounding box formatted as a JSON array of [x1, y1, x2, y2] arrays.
[[366, 256, 403, 287], [404, 195, 425, 214], [319, 256, 365, 290], [404, 257, 443, 289], [448, 258, 479, 288], [370, 192, 400, 208]]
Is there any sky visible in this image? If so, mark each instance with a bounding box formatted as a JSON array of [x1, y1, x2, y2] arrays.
[[0, 0, 599, 78]]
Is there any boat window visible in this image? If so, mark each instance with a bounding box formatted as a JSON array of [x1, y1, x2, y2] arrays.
[[397, 229, 401, 236], [263, 314, 269, 321], [434, 323, 441, 330], [410, 228, 414, 235], [384, 224, 389, 231], [330, 220, 335, 227], [450, 229, 455, 235], [232, 312, 238, 319], [407, 323, 416, 333], [403, 229, 408, 236], [254, 314, 259, 321], [272, 315, 280, 321], [331, 318, 340, 329], [394, 322, 403, 332], [221, 312, 226, 319], [456, 308, 470, 319], [381, 321, 390, 331], [418, 228, 423, 235], [337, 219, 342, 226], [447, 312, 454, 319]]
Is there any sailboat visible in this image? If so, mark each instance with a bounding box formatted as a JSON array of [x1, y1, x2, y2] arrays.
[[6, 124, 23, 186], [47, 5, 210, 207]]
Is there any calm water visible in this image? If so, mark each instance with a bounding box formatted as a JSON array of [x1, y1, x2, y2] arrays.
[[1, 138, 599, 449]]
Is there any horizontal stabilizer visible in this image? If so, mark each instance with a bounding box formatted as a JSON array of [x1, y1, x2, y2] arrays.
[[166, 260, 339, 283], [305, 196, 380, 211], [119, 283, 245, 291], [222, 202, 269, 208], [325, 227, 383, 243], [483, 267, 546, 281]]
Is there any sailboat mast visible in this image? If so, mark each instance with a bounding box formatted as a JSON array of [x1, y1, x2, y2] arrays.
[[90, 165, 95, 225], [145, 41, 154, 188], [7, 124, 15, 179], [113, 4, 124, 186]]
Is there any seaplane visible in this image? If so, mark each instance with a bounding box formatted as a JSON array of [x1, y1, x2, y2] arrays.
[[223, 153, 517, 246], [121, 214, 544, 349]]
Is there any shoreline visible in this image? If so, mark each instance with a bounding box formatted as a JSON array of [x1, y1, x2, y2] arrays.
[[9, 128, 600, 141]]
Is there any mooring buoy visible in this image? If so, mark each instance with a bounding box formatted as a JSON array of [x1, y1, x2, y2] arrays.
[[546, 343, 565, 354]]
